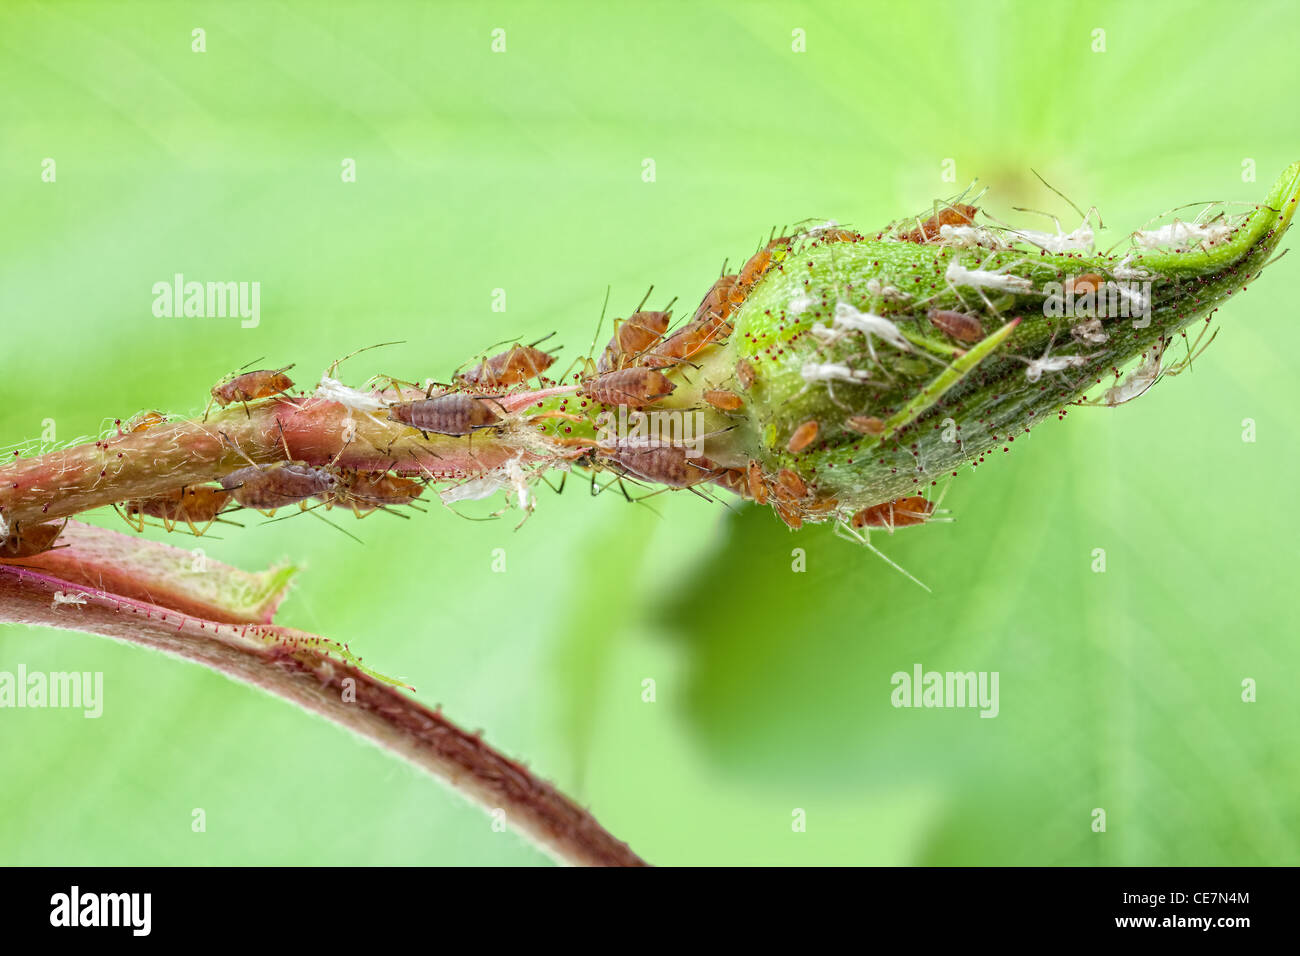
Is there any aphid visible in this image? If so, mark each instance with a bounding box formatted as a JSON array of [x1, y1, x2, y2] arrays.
[[0, 520, 67, 560], [746, 459, 768, 504], [773, 499, 803, 530], [818, 227, 862, 243], [458, 343, 556, 388], [735, 358, 756, 389], [711, 467, 748, 497], [691, 274, 743, 325], [787, 419, 819, 453], [220, 462, 338, 514], [851, 496, 934, 532], [815, 303, 914, 365], [596, 310, 673, 372], [927, 309, 985, 343], [1134, 219, 1232, 249], [1102, 353, 1163, 407], [206, 364, 295, 419], [845, 415, 886, 436], [128, 411, 168, 432], [899, 203, 978, 243], [801, 361, 873, 385], [51, 590, 89, 609], [1064, 273, 1106, 295], [120, 485, 233, 536], [388, 393, 504, 437], [329, 470, 425, 517], [702, 389, 743, 412], [604, 444, 718, 488], [1014, 220, 1095, 253], [944, 260, 1034, 295], [581, 367, 675, 408], [937, 224, 1010, 249], [1069, 317, 1108, 345], [735, 236, 793, 294], [774, 468, 807, 500], [642, 311, 734, 367]]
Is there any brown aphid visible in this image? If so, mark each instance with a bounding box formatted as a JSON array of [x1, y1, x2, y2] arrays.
[[642, 316, 733, 367], [219, 462, 338, 513], [745, 459, 768, 504], [899, 203, 978, 243], [1065, 272, 1106, 295], [775, 468, 808, 500], [0, 520, 67, 560], [597, 310, 674, 373], [388, 393, 503, 437], [330, 470, 425, 516], [690, 274, 742, 326], [122, 485, 233, 535], [605, 444, 718, 488], [851, 495, 934, 532], [711, 467, 748, 497], [928, 308, 985, 343], [209, 365, 295, 417], [703, 389, 744, 412], [845, 415, 886, 436], [735, 358, 756, 390], [787, 419, 819, 453], [458, 344, 555, 388], [581, 367, 675, 408], [803, 496, 839, 515]]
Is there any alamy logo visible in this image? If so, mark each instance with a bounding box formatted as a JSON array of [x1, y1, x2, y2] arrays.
[[0, 665, 102, 718], [152, 273, 260, 328], [890, 663, 999, 718], [593, 405, 708, 458], [50, 886, 151, 936]]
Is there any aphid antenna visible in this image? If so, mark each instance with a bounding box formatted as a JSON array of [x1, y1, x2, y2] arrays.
[[1027, 168, 1099, 227], [585, 285, 612, 359], [326, 342, 405, 380], [633, 284, 655, 313], [832, 521, 933, 593]]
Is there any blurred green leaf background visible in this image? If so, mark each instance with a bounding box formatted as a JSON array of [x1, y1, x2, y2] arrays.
[[1, 0, 1297, 865]]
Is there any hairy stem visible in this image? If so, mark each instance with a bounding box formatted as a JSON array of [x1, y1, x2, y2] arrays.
[[0, 544, 645, 867]]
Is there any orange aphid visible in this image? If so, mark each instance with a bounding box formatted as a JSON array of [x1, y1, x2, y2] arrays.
[[642, 315, 733, 368], [581, 367, 675, 408], [787, 420, 819, 453], [851, 495, 934, 531], [129, 411, 168, 432], [846, 415, 886, 436], [0, 520, 67, 559], [1064, 273, 1106, 295], [927, 309, 985, 343], [746, 460, 768, 504], [773, 500, 803, 530], [774, 468, 807, 500], [209, 365, 295, 416], [703, 389, 743, 412], [458, 344, 555, 388], [596, 311, 673, 372], [122, 485, 233, 535], [899, 203, 978, 243], [736, 358, 756, 390]]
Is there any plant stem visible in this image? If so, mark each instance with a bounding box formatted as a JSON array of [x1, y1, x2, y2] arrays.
[[0, 556, 646, 867]]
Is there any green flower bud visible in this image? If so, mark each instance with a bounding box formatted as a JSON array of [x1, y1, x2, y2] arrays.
[[672, 162, 1300, 525]]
